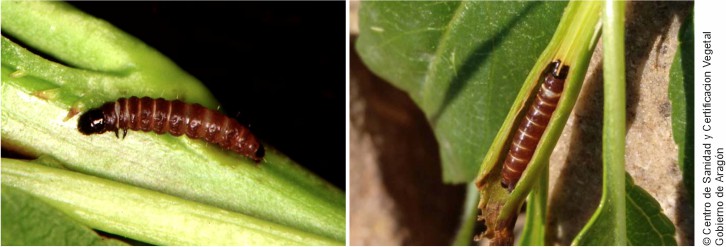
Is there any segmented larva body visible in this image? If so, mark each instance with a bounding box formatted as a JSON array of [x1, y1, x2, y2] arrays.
[[501, 61, 570, 191], [77, 96, 264, 162]]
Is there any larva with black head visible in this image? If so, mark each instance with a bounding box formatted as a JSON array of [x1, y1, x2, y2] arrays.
[[77, 96, 265, 162], [500, 60, 570, 192]]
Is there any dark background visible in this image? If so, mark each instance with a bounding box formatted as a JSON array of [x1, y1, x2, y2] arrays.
[[69, 2, 345, 189]]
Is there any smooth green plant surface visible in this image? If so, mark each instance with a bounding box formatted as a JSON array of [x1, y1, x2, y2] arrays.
[[357, 1, 683, 245], [1, 1, 344, 245], [2, 159, 340, 246], [518, 168, 547, 246], [1, 184, 127, 246]]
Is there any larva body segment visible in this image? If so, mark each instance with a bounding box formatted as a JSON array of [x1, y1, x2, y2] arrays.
[[501, 61, 569, 191], [78, 96, 264, 162]]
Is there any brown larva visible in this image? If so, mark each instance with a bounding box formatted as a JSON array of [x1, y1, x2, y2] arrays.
[[77, 96, 265, 162], [500, 60, 570, 191]]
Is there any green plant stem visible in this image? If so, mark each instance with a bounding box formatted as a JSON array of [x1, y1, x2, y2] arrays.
[[519, 167, 548, 246], [1, 40, 345, 242], [451, 183, 481, 245], [601, 0, 627, 243], [1, 159, 342, 246], [2, 185, 128, 246]]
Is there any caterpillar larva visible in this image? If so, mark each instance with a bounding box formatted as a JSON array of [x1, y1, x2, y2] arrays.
[[501, 60, 570, 191], [77, 96, 265, 162]]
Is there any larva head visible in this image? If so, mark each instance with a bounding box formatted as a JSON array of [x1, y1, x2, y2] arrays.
[[500, 178, 516, 192], [77, 109, 107, 135], [255, 145, 265, 162]]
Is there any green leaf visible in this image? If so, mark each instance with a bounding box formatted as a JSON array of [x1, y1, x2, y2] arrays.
[[1, 159, 341, 246], [574, 174, 677, 245], [1, 185, 126, 246], [1, 1, 218, 108], [624, 175, 678, 245], [1, 1, 344, 242], [669, 9, 694, 202], [356, 1, 567, 183]]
